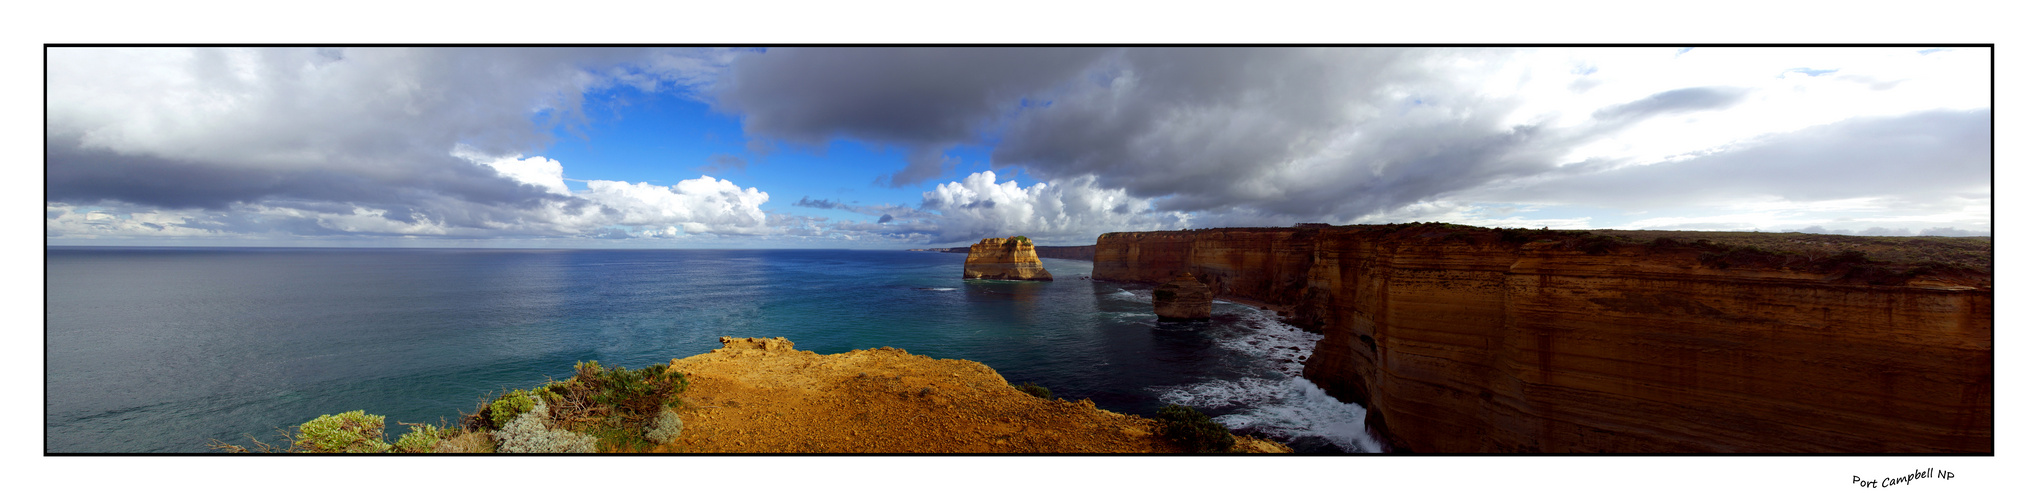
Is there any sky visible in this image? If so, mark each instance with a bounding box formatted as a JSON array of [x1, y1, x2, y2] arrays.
[[44, 46, 1992, 248]]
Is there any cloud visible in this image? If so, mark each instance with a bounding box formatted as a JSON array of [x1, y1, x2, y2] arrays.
[[917, 171, 1191, 244], [44, 47, 742, 240], [793, 196, 848, 210], [883, 147, 959, 187], [991, 48, 1593, 222], [578, 176, 772, 235], [698, 153, 748, 174], [1481, 109, 1991, 211], [1590, 86, 1749, 123], [709, 47, 1108, 184], [47, 47, 1990, 247]]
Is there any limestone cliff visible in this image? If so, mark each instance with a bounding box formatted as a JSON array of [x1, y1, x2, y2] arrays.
[[1094, 224, 1992, 453], [963, 237, 1054, 281]]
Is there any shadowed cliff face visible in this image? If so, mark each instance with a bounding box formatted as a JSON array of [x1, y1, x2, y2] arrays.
[[1094, 225, 1992, 453], [964, 237, 1054, 281]]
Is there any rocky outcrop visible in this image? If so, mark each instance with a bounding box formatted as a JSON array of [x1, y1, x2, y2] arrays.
[[963, 237, 1053, 281], [1153, 273, 1214, 321], [667, 337, 1290, 453], [1094, 225, 1992, 453]]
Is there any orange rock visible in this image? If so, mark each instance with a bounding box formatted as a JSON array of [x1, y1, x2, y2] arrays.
[[963, 237, 1053, 281], [667, 337, 1283, 453], [1095, 225, 1992, 453]]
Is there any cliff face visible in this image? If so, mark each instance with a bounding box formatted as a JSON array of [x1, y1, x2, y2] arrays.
[[964, 237, 1054, 281], [1094, 226, 1992, 453]]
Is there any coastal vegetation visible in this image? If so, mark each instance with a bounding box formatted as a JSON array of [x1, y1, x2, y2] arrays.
[[1014, 382, 1053, 400], [211, 360, 689, 453], [1157, 404, 1234, 453]]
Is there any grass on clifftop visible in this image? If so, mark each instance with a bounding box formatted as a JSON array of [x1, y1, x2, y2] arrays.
[[211, 360, 689, 454]]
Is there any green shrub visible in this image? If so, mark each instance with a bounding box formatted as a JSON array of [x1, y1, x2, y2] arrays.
[[392, 423, 454, 453], [564, 360, 687, 419], [1157, 404, 1234, 453], [483, 389, 538, 430], [293, 410, 392, 453], [1015, 382, 1053, 400], [529, 360, 690, 451], [1011, 235, 1030, 245]]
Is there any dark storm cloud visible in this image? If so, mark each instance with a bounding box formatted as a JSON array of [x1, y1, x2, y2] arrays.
[[710, 47, 1109, 185], [712, 47, 1108, 145], [46, 47, 729, 237], [1590, 86, 1750, 123], [45, 132, 572, 229], [989, 48, 1586, 221], [711, 47, 1605, 223], [1485, 109, 1991, 208]]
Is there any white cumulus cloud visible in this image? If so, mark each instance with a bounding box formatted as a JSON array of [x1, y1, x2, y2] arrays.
[[918, 171, 1191, 245]]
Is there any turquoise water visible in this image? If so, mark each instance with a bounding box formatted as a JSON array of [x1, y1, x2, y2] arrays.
[[45, 247, 1377, 453]]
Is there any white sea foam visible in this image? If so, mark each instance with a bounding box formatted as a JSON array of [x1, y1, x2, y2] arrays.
[[1212, 306, 1321, 376], [914, 287, 957, 291], [1107, 289, 1152, 304], [1215, 377, 1383, 453], [1157, 376, 1289, 408], [1149, 302, 1384, 453]]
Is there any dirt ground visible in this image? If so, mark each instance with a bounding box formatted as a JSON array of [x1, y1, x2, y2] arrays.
[[650, 337, 1289, 454]]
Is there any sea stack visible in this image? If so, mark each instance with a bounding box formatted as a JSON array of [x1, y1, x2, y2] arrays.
[[1152, 273, 1213, 321], [962, 237, 1053, 281]]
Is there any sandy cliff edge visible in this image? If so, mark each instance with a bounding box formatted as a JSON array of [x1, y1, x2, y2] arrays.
[[657, 337, 1287, 453]]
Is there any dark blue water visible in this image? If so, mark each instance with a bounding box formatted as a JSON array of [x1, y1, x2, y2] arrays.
[[45, 247, 1377, 453]]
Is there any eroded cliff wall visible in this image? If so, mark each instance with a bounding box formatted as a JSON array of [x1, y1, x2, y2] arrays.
[[1094, 226, 1991, 453]]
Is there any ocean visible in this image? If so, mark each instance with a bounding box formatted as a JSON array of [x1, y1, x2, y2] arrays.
[[44, 247, 1380, 453]]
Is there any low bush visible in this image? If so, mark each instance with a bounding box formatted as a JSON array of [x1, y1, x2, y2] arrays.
[[479, 389, 537, 430], [393, 423, 455, 453], [1015, 382, 1053, 400], [1157, 404, 1234, 453], [644, 408, 685, 444], [494, 396, 598, 453], [293, 410, 392, 453]]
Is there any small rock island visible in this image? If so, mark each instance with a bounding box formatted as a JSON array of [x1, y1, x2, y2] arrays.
[[1152, 273, 1213, 321], [962, 236, 1053, 281]]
